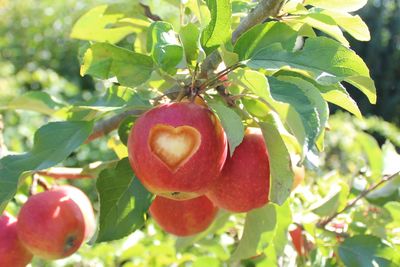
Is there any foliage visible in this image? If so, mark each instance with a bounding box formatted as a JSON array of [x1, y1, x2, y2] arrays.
[[1, 0, 399, 266]]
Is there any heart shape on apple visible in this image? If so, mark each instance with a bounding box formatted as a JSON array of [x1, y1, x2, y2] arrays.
[[148, 124, 201, 172]]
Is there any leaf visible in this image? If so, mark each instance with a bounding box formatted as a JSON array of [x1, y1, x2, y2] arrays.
[[304, 0, 368, 12], [0, 121, 93, 212], [0, 91, 66, 117], [118, 116, 138, 146], [246, 37, 377, 104], [201, 0, 231, 54], [230, 204, 277, 261], [310, 181, 349, 216], [147, 21, 184, 74], [313, 9, 370, 41], [180, 23, 201, 64], [339, 235, 399, 267], [269, 77, 322, 154], [81, 43, 153, 87], [234, 22, 298, 60], [259, 113, 293, 205], [70, 4, 149, 44], [286, 13, 349, 46], [207, 101, 244, 156], [356, 132, 383, 182], [96, 158, 153, 242]]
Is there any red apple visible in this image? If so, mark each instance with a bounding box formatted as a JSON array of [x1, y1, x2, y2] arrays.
[[17, 185, 96, 260], [0, 212, 33, 267], [292, 161, 305, 190], [289, 226, 304, 256], [149, 195, 218, 236], [128, 101, 227, 200], [207, 127, 270, 212]]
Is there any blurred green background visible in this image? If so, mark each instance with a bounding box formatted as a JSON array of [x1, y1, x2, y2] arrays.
[[1, 0, 399, 266]]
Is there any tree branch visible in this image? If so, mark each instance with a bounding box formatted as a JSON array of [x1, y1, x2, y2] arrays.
[[317, 170, 400, 229], [140, 3, 162, 21], [232, 0, 285, 43], [86, 109, 144, 143], [37, 167, 94, 179]]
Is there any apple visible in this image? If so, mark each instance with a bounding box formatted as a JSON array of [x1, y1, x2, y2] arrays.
[[289, 226, 304, 256], [292, 161, 305, 190], [17, 185, 96, 260], [207, 127, 270, 212], [0, 212, 33, 267], [128, 101, 227, 200], [149, 195, 218, 236]]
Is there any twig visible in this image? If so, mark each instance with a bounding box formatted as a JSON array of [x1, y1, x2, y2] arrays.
[[37, 167, 94, 179], [86, 109, 145, 143], [30, 174, 51, 195], [317, 170, 400, 228], [140, 3, 162, 21], [231, 0, 285, 43]]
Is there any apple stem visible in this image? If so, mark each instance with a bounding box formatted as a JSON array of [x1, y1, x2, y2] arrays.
[[30, 173, 51, 195]]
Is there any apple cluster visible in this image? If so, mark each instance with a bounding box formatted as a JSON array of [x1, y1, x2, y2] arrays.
[[128, 101, 271, 236], [0, 186, 95, 266]]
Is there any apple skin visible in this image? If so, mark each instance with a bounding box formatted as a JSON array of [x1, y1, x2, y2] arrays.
[[0, 212, 33, 267], [128, 102, 227, 200], [17, 185, 96, 260], [207, 127, 270, 212], [149, 195, 218, 236]]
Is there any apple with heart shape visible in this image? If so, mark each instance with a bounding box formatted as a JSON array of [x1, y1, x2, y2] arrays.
[[0, 212, 33, 267], [17, 185, 96, 260], [150, 195, 218, 236], [207, 127, 270, 212], [128, 101, 227, 200]]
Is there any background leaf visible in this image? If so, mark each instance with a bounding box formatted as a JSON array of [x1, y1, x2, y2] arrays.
[[304, 0, 368, 12], [81, 43, 153, 87]]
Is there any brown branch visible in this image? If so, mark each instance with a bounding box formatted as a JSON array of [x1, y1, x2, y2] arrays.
[[86, 109, 144, 143], [317, 170, 400, 228], [140, 3, 162, 21], [37, 167, 94, 180], [231, 0, 285, 43]]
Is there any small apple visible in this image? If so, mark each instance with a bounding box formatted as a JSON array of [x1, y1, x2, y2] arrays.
[[289, 226, 304, 256], [0, 212, 33, 267], [207, 127, 270, 212], [17, 185, 96, 260], [149, 195, 218, 236], [128, 101, 227, 200], [291, 160, 305, 190]]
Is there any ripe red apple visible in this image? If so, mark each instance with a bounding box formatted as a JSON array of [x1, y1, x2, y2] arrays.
[[149, 195, 218, 236], [128, 101, 227, 200], [207, 127, 270, 212], [289, 226, 304, 256], [0, 212, 33, 267], [17, 185, 96, 260]]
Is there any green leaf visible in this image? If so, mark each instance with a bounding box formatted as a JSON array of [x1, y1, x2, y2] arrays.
[[259, 113, 293, 205], [310, 181, 349, 216], [313, 9, 370, 41], [234, 22, 298, 60], [180, 23, 201, 64], [246, 37, 377, 104], [201, 0, 231, 54], [356, 132, 383, 182], [385, 202, 400, 223], [0, 91, 66, 117], [81, 43, 154, 87], [207, 100, 244, 156], [70, 4, 149, 44], [269, 77, 322, 154], [339, 235, 399, 267], [96, 158, 153, 242], [230, 204, 277, 261], [118, 116, 139, 146], [286, 13, 349, 46], [304, 0, 368, 12], [147, 21, 184, 74], [0, 121, 93, 212]]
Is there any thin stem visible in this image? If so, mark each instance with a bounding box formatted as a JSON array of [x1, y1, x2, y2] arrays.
[[317, 170, 400, 228], [37, 167, 94, 179]]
